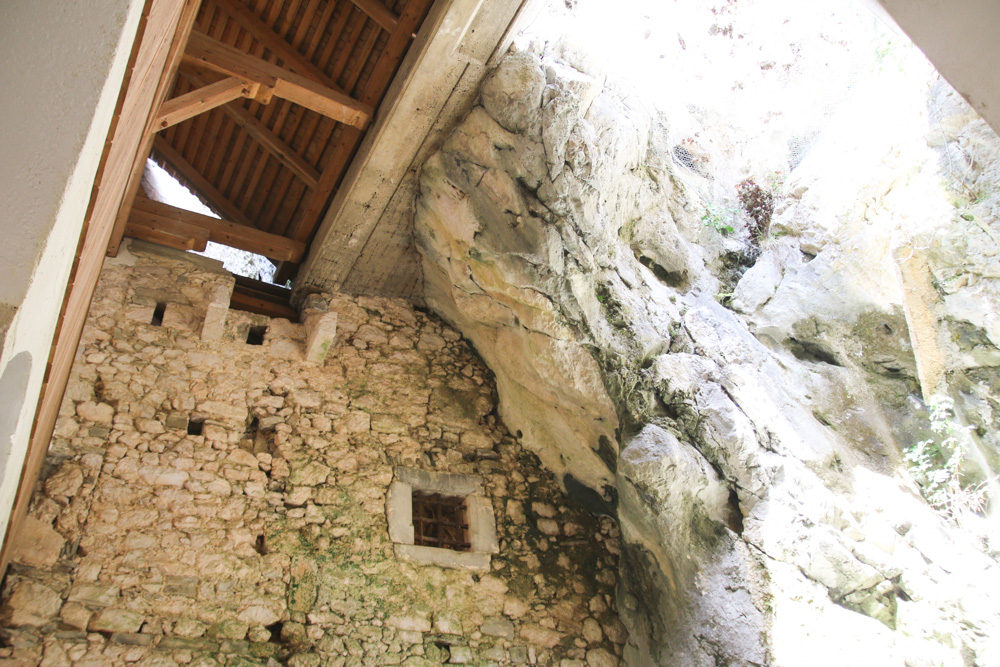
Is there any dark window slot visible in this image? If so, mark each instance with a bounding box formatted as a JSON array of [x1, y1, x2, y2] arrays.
[[187, 418, 204, 436], [412, 492, 471, 552], [150, 302, 166, 326], [246, 325, 267, 346]]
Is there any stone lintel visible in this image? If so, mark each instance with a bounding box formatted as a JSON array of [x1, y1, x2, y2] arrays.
[[396, 466, 482, 496]]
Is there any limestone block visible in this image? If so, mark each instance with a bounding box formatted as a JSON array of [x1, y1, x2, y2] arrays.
[[161, 304, 197, 331], [3, 581, 62, 627], [467, 495, 499, 554], [10, 515, 64, 567], [394, 544, 490, 571], [519, 624, 563, 648], [481, 617, 514, 640], [388, 614, 431, 633], [386, 481, 414, 545], [202, 284, 232, 341], [76, 401, 114, 424], [89, 608, 144, 633], [306, 313, 337, 364]]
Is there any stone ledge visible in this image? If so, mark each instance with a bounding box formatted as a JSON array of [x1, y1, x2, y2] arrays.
[[394, 544, 490, 571]]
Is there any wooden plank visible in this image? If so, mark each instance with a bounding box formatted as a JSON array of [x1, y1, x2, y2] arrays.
[[230, 288, 299, 321], [153, 134, 257, 228], [349, 0, 399, 33], [0, 0, 202, 578], [212, 0, 342, 91], [183, 30, 373, 128], [131, 195, 306, 261], [154, 76, 252, 130], [107, 1, 203, 258], [125, 206, 210, 250], [181, 70, 319, 187]]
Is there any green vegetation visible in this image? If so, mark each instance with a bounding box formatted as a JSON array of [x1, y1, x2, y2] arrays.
[[702, 203, 737, 235], [904, 395, 993, 522]]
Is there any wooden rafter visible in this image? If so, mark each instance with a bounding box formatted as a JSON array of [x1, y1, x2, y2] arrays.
[[155, 76, 254, 130], [153, 134, 256, 229], [183, 30, 373, 128], [180, 69, 320, 188], [211, 0, 344, 91], [348, 0, 400, 33], [128, 195, 306, 262]]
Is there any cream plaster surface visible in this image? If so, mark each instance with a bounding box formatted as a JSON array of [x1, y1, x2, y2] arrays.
[[866, 0, 1000, 136], [0, 0, 145, 547]]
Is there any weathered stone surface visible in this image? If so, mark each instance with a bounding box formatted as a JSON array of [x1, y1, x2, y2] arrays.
[[3, 581, 62, 627], [9, 516, 64, 567], [76, 401, 114, 424], [413, 36, 1000, 667], [89, 608, 145, 633], [1, 242, 623, 667]]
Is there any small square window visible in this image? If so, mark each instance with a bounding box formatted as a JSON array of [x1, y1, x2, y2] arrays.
[[412, 492, 470, 552], [387, 467, 497, 570]]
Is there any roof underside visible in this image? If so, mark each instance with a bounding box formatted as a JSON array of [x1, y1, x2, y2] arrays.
[[138, 0, 434, 285]]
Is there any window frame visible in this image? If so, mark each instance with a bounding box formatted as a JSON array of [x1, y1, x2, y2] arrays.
[[386, 467, 498, 570]]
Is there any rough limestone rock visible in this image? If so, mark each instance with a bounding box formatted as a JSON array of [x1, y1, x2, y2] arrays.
[[415, 44, 1000, 666]]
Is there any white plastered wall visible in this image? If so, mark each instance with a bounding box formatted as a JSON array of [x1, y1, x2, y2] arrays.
[[863, 0, 1000, 137], [0, 0, 146, 543]]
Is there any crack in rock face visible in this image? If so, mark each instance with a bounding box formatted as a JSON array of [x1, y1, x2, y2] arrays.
[[415, 45, 1000, 666]]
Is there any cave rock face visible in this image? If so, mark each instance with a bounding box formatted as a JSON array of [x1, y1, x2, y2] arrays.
[[415, 47, 1000, 666]]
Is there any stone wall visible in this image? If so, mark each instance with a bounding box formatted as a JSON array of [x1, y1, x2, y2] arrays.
[[0, 241, 624, 667]]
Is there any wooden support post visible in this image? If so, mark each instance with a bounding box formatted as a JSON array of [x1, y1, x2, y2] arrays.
[[154, 76, 254, 130]]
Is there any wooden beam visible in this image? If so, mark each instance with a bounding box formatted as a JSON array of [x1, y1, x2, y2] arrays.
[[290, 0, 428, 246], [211, 0, 343, 91], [130, 195, 306, 262], [348, 0, 400, 33], [183, 30, 373, 128], [106, 2, 202, 258], [230, 278, 298, 321], [180, 69, 320, 188], [125, 203, 210, 251], [154, 76, 253, 130], [0, 0, 203, 578], [152, 134, 256, 229]]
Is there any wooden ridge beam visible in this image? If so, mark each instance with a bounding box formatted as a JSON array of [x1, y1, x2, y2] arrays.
[[211, 0, 342, 92], [180, 69, 320, 188], [129, 195, 306, 262], [183, 30, 372, 128], [287, 0, 428, 250], [153, 134, 256, 229], [155, 76, 253, 130], [348, 0, 400, 33]]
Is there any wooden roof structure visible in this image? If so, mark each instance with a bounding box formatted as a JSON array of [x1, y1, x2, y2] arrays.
[[108, 0, 435, 292]]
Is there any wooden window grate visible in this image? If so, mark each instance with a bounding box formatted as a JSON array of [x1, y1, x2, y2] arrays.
[[411, 492, 471, 552]]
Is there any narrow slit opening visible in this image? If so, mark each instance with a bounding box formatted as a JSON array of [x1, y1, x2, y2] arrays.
[[151, 302, 167, 327]]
